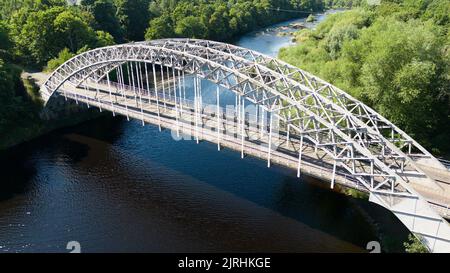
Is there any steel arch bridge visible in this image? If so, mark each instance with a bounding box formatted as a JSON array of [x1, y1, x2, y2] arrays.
[[40, 39, 450, 252]]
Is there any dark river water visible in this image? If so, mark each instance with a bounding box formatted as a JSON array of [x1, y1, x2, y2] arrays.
[[0, 11, 410, 253]]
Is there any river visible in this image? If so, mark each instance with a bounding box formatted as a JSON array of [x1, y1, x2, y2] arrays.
[[0, 10, 409, 253]]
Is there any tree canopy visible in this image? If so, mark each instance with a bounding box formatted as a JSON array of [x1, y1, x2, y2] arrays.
[[279, 0, 450, 155], [144, 0, 326, 41]]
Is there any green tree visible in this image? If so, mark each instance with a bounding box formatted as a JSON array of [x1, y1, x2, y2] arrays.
[[349, 18, 448, 148], [83, 0, 124, 42], [174, 16, 207, 39], [9, 5, 112, 66], [95, 30, 115, 47], [422, 0, 450, 26], [143, 0, 327, 42], [114, 0, 150, 41], [207, 3, 230, 40], [0, 21, 12, 56], [145, 12, 174, 40], [11, 6, 66, 65], [53, 10, 96, 53], [0, 58, 31, 133], [279, 5, 450, 155], [0, 0, 67, 20], [45, 47, 74, 72]]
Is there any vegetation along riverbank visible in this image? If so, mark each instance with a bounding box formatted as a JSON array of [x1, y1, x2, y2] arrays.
[[279, 0, 450, 158]]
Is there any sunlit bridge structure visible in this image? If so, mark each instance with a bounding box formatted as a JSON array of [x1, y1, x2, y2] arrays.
[[40, 39, 450, 252]]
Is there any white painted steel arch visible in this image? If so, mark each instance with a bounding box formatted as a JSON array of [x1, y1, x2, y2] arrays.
[[41, 39, 450, 252]]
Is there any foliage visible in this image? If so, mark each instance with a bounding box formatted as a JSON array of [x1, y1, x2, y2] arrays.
[[0, 58, 40, 135], [145, 12, 175, 40], [95, 30, 115, 47], [81, 0, 124, 42], [175, 16, 208, 39], [0, 21, 11, 51], [343, 188, 368, 199], [404, 234, 429, 253], [306, 14, 316, 22], [53, 10, 96, 53], [8, 5, 107, 66], [279, 1, 450, 156], [114, 0, 151, 41], [45, 48, 75, 72], [144, 0, 326, 41], [0, 0, 67, 20]]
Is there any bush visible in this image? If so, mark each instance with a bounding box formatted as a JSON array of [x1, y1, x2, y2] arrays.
[[45, 48, 74, 72], [306, 14, 316, 22], [404, 234, 429, 253]]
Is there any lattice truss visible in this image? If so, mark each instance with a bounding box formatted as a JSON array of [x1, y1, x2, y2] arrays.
[[42, 39, 445, 197]]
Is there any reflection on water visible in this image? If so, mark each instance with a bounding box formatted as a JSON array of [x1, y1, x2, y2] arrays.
[[0, 10, 409, 253]]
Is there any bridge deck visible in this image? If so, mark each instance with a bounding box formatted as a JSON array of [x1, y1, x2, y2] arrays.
[[63, 81, 366, 191]]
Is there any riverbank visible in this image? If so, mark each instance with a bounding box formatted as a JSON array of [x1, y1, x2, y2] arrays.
[[0, 108, 104, 150], [0, 73, 105, 151]]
